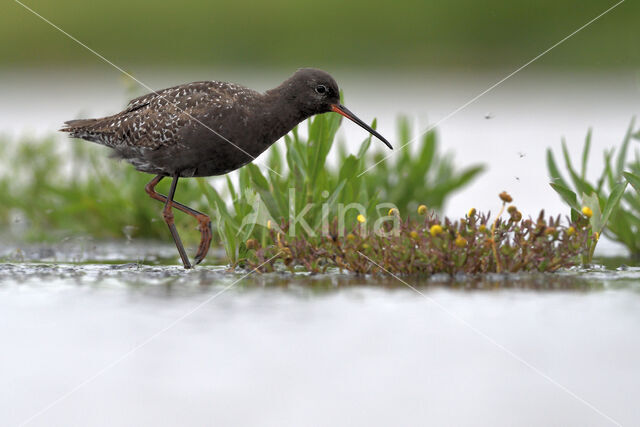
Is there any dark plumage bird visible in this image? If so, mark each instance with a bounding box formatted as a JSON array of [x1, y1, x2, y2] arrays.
[[61, 68, 393, 268]]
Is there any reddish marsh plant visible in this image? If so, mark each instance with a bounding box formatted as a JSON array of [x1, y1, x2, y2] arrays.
[[248, 193, 592, 275]]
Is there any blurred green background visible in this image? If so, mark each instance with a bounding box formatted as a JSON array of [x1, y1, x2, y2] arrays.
[[3, 0, 637, 69]]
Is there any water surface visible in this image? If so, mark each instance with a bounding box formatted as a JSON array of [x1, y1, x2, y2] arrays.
[[1, 251, 639, 426]]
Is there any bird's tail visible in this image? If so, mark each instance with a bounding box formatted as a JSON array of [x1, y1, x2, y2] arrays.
[[60, 117, 113, 144], [59, 118, 99, 133]]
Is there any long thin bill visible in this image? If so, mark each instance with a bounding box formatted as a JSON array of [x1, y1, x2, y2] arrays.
[[331, 104, 393, 150]]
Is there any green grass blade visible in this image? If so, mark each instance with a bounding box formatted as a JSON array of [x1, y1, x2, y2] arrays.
[[312, 179, 346, 230], [604, 210, 634, 250], [615, 117, 636, 180], [581, 128, 591, 180], [197, 178, 238, 229], [604, 149, 616, 190], [623, 171, 640, 194], [549, 182, 581, 213], [561, 138, 594, 195], [246, 163, 270, 192], [546, 148, 570, 189], [601, 181, 627, 232], [226, 176, 237, 202]]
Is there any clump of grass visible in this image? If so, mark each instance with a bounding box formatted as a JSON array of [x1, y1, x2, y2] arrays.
[[547, 118, 640, 261], [247, 193, 592, 275]]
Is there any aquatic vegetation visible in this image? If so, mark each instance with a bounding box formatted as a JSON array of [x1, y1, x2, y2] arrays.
[[198, 112, 484, 263], [247, 193, 592, 275], [0, 135, 205, 242], [7, 114, 640, 273], [0, 113, 482, 255], [547, 118, 639, 260]]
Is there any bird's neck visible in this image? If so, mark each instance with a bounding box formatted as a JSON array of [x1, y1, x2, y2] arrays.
[[259, 86, 310, 143]]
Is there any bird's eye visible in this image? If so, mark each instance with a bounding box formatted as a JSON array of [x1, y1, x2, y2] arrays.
[[315, 85, 328, 95]]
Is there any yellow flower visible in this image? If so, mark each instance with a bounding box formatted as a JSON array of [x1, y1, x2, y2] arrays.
[[430, 224, 443, 237], [410, 230, 419, 239], [417, 205, 428, 215], [346, 233, 355, 241], [357, 214, 366, 223], [479, 224, 487, 232], [388, 208, 399, 216], [454, 234, 467, 247], [594, 231, 600, 241], [362, 243, 370, 249], [581, 206, 593, 218], [567, 226, 576, 236], [467, 208, 476, 217]]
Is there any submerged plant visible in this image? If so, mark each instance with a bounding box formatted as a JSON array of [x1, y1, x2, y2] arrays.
[[547, 118, 639, 260], [247, 193, 591, 275]]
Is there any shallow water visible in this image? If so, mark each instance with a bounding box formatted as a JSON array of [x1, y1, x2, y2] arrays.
[[1, 241, 640, 426], [2, 68, 640, 425]]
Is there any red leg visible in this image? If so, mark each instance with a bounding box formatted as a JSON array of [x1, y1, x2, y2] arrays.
[[145, 175, 213, 265], [145, 175, 213, 268], [145, 175, 212, 265]]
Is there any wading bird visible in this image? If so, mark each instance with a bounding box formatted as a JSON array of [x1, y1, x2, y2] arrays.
[[61, 68, 392, 268]]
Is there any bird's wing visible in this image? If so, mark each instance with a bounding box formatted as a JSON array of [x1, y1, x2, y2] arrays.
[[124, 81, 214, 113], [64, 81, 259, 151], [113, 81, 258, 150]]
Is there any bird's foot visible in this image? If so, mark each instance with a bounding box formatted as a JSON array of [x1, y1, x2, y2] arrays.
[[193, 215, 212, 265]]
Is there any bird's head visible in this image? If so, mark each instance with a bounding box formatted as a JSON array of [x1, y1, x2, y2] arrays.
[[283, 68, 393, 150]]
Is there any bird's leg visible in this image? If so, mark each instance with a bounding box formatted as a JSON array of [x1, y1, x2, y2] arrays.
[[145, 175, 212, 265], [159, 175, 192, 269]]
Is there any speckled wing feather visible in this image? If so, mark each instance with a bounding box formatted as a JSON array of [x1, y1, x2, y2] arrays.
[[61, 81, 259, 151]]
